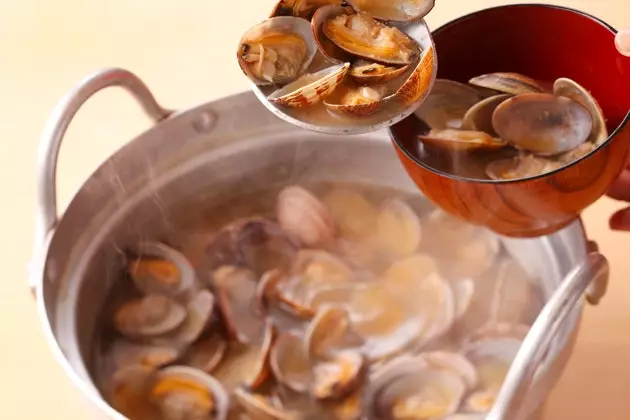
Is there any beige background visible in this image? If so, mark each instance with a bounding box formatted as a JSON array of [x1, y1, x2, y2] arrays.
[[1, 0, 630, 418]]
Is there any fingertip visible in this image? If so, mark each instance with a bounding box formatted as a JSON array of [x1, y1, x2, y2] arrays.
[[609, 206, 630, 231], [615, 29, 630, 57]]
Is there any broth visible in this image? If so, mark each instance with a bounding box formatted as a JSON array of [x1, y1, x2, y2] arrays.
[[92, 182, 543, 419]]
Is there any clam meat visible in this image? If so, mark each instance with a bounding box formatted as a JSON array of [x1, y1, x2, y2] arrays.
[[238, 17, 317, 86], [319, 9, 418, 65], [95, 186, 545, 420], [409, 72, 608, 180]]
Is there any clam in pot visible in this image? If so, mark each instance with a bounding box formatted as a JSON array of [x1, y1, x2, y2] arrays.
[[32, 68, 609, 420]]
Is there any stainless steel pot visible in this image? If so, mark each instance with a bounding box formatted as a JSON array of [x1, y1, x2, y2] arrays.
[[30, 68, 610, 420]]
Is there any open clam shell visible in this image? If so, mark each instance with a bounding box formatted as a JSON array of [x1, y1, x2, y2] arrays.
[[127, 241, 198, 297], [234, 388, 303, 420], [312, 351, 366, 401], [114, 295, 187, 339], [418, 129, 507, 152], [485, 154, 564, 180], [461, 94, 512, 135], [268, 62, 351, 108], [462, 337, 522, 412], [276, 185, 335, 247], [323, 82, 389, 117], [149, 289, 216, 348], [151, 366, 230, 420], [346, 0, 435, 22], [414, 79, 485, 130], [313, 6, 419, 65], [271, 332, 314, 393], [306, 307, 364, 360], [349, 60, 410, 85], [107, 339, 179, 370], [108, 365, 160, 418], [469, 72, 546, 95], [492, 93, 593, 155], [212, 265, 266, 345], [365, 356, 466, 419], [374, 198, 422, 257], [323, 188, 379, 239], [420, 351, 478, 389], [237, 16, 318, 86], [553, 77, 608, 144], [180, 332, 229, 374]]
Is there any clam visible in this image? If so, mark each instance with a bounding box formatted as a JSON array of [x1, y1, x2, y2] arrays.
[[414, 79, 485, 130], [461, 94, 512, 135], [149, 290, 216, 348], [553, 77, 608, 144], [268, 62, 351, 108], [331, 389, 363, 420], [233, 218, 301, 275], [270, 332, 314, 393], [487, 258, 537, 326], [237, 17, 317, 86], [150, 366, 230, 420], [307, 284, 363, 313], [234, 388, 303, 420], [345, 0, 435, 22], [107, 339, 179, 370], [451, 278, 475, 320], [211, 321, 278, 392], [270, 0, 344, 19], [212, 265, 265, 344], [557, 141, 597, 164], [127, 241, 198, 297], [349, 273, 454, 360], [322, 188, 379, 239], [374, 198, 422, 257], [485, 154, 564, 180], [420, 351, 478, 389], [324, 83, 388, 117], [114, 295, 187, 339], [108, 365, 160, 419], [306, 307, 364, 361], [418, 128, 507, 152], [492, 93, 593, 155], [462, 337, 522, 412], [349, 60, 410, 85], [312, 351, 366, 401], [180, 332, 229, 373], [365, 356, 467, 419], [314, 6, 419, 65], [469, 72, 546, 95], [383, 253, 438, 291], [276, 185, 335, 247], [438, 229, 499, 280]]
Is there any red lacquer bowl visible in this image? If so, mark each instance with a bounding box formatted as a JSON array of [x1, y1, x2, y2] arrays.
[[389, 4, 630, 238]]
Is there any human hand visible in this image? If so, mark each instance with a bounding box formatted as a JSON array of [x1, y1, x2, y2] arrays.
[[615, 28, 630, 57], [607, 29, 630, 231]]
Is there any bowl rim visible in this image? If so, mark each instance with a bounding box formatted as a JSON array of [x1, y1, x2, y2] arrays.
[[388, 3, 630, 185]]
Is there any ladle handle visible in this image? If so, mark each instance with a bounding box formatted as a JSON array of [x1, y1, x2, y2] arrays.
[[488, 249, 609, 420], [31, 68, 172, 291]]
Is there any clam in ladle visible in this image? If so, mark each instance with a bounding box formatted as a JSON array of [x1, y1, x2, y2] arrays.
[[237, 2, 437, 134]]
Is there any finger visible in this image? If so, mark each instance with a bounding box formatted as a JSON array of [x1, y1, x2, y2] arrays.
[[616, 29, 630, 57], [609, 206, 630, 231], [606, 168, 630, 201]]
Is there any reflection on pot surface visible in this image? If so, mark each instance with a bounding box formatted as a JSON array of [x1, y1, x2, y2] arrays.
[[410, 73, 607, 180], [93, 183, 543, 420]]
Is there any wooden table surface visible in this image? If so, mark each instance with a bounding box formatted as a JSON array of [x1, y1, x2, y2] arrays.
[[1, 0, 629, 418]]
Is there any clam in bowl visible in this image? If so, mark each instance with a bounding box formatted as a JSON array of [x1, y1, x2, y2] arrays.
[[236, 0, 437, 135]]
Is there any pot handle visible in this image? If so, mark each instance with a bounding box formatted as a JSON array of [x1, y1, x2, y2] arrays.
[[487, 249, 609, 420], [31, 68, 172, 290]]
